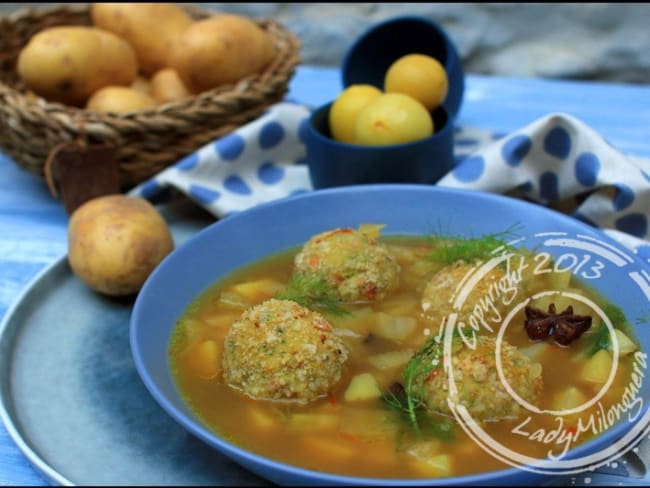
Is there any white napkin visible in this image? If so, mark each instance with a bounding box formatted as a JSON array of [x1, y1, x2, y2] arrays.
[[129, 102, 650, 264]]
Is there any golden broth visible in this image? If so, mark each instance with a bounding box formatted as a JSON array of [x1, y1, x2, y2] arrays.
[[168, 235, 640, 479]]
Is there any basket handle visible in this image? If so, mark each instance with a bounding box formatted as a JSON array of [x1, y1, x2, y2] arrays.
[[44, 113, 92, 199], [44, 140, 74, 199]]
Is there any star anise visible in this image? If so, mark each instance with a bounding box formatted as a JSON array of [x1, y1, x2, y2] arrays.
[[524, 303, 592, 346]]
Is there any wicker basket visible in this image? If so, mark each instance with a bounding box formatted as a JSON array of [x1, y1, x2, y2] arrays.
[[0, 4, 301, 190]]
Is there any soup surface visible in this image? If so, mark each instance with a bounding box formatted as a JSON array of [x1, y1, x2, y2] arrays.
[[168, 227, 642, 479]]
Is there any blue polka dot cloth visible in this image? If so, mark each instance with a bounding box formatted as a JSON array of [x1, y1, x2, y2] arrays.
[[129, 103, 313, 218], [129, 105, 650, 263], [437, 112, 650, 265]]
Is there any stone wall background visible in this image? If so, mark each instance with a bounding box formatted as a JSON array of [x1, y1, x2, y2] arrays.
[[2, 3, 649, 84]]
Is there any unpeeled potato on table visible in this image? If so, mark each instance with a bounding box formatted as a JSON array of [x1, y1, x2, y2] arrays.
[[86, 86, 157, 113], [170, 14, 275, 93], [67, 194, 174, 297], [150, 68, 191, 104], [16, 26, 137, 106], [91, 3, 193, 76]]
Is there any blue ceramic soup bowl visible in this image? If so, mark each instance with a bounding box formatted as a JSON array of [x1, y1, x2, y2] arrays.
[[304, 102, 454, 189], [131, 185, 650, 486]]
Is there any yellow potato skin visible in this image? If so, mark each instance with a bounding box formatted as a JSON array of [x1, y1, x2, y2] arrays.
[[328, 85, 382, 144], [354, 93, 434, 146], [67, 195, 174, 296], [170, 14, 275, 93], [94, 29, 139, 88], [130, 75, 152, 96], [86, 86, 157, 113], [150, 68, 191, 104], [17, 26, 137, 106], [91, 3, 193, 76]]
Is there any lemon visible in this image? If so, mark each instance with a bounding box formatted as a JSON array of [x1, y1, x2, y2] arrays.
[[328, 84, 382, 144], [384, 53, 448, 111], [353, 93, 434, 146]]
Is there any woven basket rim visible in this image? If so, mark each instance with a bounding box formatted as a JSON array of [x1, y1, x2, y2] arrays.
[[0, 3, 302, 119], [0, 2, 302, 189]]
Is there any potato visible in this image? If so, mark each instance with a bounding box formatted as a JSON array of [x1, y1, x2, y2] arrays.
[[577, 349, 613, 384], [67, 194, 174, 296], [614, 329, 638, 355], [374, 312, 417, 342], [94, 29, 139, 86], [150, 68, 191, 104], [368, 350, 414, 370], [91, 3, 193, 76], [407, 453, 453, 478], [343, 373, 382, 402], [188, 340, 221, 379], [86, 86, 157, 113], [130, 76, 152, 96], [228, 278, 285, 303], [170, 14, 276, 93], [16, 26, 137, 105], [552, 386, 589, 411]]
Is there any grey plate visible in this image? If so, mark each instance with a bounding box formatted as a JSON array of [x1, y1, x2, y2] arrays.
[[0, 198, 268, 486], [3, 197, 644, 487]]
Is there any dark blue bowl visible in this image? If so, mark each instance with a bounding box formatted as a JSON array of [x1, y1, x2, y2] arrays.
[[305, 101, 454, 189], [342, 15, 465, 118], [131, 185, 650, 486]]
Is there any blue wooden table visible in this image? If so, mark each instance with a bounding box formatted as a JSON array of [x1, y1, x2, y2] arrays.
[[1, 65, 650, 485]]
